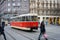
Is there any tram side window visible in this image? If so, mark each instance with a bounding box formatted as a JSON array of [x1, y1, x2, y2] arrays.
[[12, 18, 17, 21], [31, 16, 37, 21], [10, 18, 13, 21], [22, 16, 25, 21], [19, 17, 22, 21], [25, 16, 31, 21], [15, 18, 18, 21], [16, 17, 20, 21]]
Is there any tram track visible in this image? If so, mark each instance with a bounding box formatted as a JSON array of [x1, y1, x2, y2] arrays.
[[10, 29, 33, 40], [5, 31, 16, 40], [11, 28, 57, 40], [12, 28, 59, 40], [5, 27, 33, 40], [5, 26, 60, 40]]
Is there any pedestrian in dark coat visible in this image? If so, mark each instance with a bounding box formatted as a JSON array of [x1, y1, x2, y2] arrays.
[[2, 21, 5, 29], [38, 21, 48, 40], [0, 26, 7, 40], [0, 26, 4, 34]]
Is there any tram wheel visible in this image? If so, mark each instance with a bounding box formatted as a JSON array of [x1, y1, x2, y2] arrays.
[[30, 28, 33, 31]]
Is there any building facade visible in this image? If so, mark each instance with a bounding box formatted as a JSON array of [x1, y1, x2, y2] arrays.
[[0, 0, 29, 22], [0, 0, 29, 17], [0, 0, 60, 25], [30, 0, 60, 25], [30, 0, 60, 16]]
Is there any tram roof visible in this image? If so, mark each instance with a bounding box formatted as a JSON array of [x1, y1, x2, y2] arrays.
[[38, 16, 60, 17], [10, 13, 38, 19]]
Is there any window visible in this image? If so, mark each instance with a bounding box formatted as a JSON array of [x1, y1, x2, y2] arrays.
[[16, 17, 20, 21], [31, 16, 37, 21], [43, 17, 45, 20], [8, 3, 11, 6], [24, 0, 27, 2], [8, 0, 10, 1], [17, 3, 20, 6], [12, 3, 16, 6], [26, 16, 31, 21], [13, 8, 16, 12], [46, 17, 49, 19], [22, 16, 25, 21], [20, 0, 22, 2], [19, 17, 22, 21], [12, 0, 15, 1], [8, 8, 11, 12]]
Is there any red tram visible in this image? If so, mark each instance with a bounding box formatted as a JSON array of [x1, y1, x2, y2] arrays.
[[10, 14, 38, 31]]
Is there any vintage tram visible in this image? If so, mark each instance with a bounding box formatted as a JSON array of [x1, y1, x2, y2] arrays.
[[10, 14, 38, 31]]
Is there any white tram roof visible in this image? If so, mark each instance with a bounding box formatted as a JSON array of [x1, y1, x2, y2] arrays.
[[38, 16, 60, 17], [10, 13, 38, 19]]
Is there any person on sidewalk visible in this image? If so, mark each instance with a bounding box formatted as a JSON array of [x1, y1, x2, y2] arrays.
[[38, 21, 48, 40], [0, 26, 7, 40]]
